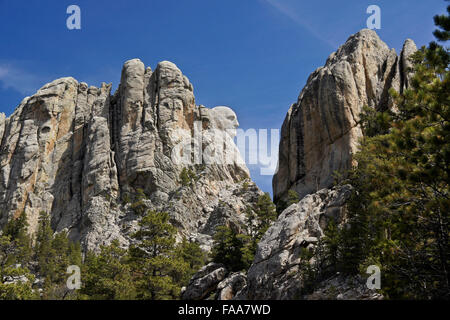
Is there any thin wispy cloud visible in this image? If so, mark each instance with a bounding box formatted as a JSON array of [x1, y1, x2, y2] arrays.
[[0, 63, 46, 95], [262, 0, 338, 49]]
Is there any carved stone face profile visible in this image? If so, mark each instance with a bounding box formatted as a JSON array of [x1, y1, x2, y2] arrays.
[[210, 106, 239, 137]]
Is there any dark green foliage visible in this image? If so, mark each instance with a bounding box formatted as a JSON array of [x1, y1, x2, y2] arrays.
[[296, 247, 320, 296], [214, 192, 277, 272], [433, 5, 450, 41], [276, 189, 300, 214], [246, 193, 277, 248], [80, 240, 136, 300], [359, 105, 393, 137], [3, 213, 32, 265], [322, 222, 341, 273], [130, 188, 148, 216], [129, 210, 190, 299], [287, 190, 300, 207], [36, 212, 55, 278], [179, 167, 197, 187], [318, 14, 450, 299], [79, 212, 207, 300], [275, 199, 287, 215], [68, 241, 82, 267], [36, 212, 53, 268], [76, 209, 207, 300], [34, 212, 83, 299], [1, 205, 207, 300], [211, 226, 253, 272], [175, 239, 208, 285], [0, 214, 37, 300], [3, 212, 28, 241], [253, 193, 277, 237], [212, 193, 277, 272], [0, 241, 36, 299]]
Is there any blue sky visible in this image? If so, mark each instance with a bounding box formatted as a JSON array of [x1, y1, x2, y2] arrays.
[[0, 0, 447, 195]]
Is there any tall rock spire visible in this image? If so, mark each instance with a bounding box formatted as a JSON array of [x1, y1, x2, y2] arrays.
[[273, 29, 417, 203]]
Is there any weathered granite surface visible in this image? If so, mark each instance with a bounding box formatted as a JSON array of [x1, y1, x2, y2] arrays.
[[0, 59, 262, 252], [273, 29, 417, 202]]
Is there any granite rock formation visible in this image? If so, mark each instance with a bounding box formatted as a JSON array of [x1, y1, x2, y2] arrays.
[[183, 186, 381, 300], [1, 29, 418, 300], [181, 263, 228, 300], [0, 59, 262, 251], [181, 263, 247, 301], [273, 29, 417, 202], [186, 30, 414, 301], [244, 186, 353, 300]]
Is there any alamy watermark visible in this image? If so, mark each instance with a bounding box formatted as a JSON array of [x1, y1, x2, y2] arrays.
[[170, 122, 279, 176], [66, 265, 81, 290], [366, 265, 381, 290], [367, 5, 381, 30], [66, 5, 81, 30]]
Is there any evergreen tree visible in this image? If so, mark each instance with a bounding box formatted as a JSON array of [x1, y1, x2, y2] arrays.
[[36, 211, 53, 272], [174, 239, 208, 286], [33, 212, 83, 299], [179, 167, 197, 187], [213, 193, 278, 272], [129, 210, 188, 300], [276, 190, 300, 215], [211, 226, 253, 272], [80, 240, 136, 300], [130, 188, 148, 216], [3, 212, 28, 241], [287, 190, 300, 207], [433, 5, 450, 41], [0, 235, 37, 300], [68, 241, 82, 267], [2, 213, 32, 266], [253, 193, 277, 239], [328, 7, 450, 299]]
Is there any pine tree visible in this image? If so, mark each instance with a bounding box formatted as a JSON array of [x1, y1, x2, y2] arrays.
[[129, 210, 188, 300], [212, 193, 278, 272], [253, 193, 277, 239], [50, 231, 70, 281], [179, 167, 197, 187], [174, 239, 208, 286], [32, 212, 82, 299], [130, 188, 148, 216], [276, 190, 299, 215], [211, 226, 253, 272], [2, 212, 32, 266], [80, 240, 136, 300], [3, 212, 28, 241], [433, 5, 450, 41], [36, 212, 53, 270], [0, 235, 37, 300], [287, 190, 300, 207], [331, 7, 450, 299], [68, 241, 82, 267]]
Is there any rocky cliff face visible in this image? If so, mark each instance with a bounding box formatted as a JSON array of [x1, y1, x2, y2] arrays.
[[0, 59, 261, 251], [257, 30, 417, 299], [182, 186, 383, 300], [1, 29, 418, 300], [182, 30, 417, 301], [245, 186, 355, 300], [273, 29, 417, 202], [261, 29, 417, 299]]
